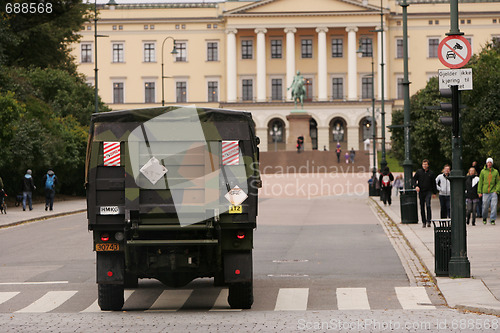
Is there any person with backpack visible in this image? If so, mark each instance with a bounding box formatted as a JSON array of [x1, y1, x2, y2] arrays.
[[379, 166, 394, 206], [42, 169, 58, 211]]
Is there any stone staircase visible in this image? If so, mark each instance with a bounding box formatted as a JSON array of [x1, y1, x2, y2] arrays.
[[259, 150, 371, 174]]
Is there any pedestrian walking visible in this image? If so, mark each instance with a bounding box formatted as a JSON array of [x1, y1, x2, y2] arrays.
[[344, 152, 350, 164], [393, 174, 403, 196], [296, 135, 304, 153], [336, 146, 341, 163], [22, 169, 36, 211], [379, 167, 394, 205], [472, 161, 482, 218], [465, 167, 479, 226], [478, 157, 500, 225], [42, 169, 58, 211], [436, 164, 451, 219], [413, 159, 437, 228], [349, 148, 356, 163]]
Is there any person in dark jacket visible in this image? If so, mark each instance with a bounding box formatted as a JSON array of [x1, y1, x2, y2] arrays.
[[379, 167, 394, 205], [22, 169, 36, 211], [465, 167, 479, 226], [413, 159, 437, 228], [42, 169, 58, 211]]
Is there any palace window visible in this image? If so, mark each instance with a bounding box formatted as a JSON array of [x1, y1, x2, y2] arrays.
[[301, 39, 313, 58], [208, 81, 218, 102], [331, 38, 343, 57], [271, 40, 282, 59], [242, 40, 253, 59], [271, 79, 283, 101]]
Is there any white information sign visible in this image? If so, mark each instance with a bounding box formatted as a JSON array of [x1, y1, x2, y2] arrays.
[[224, 185, 248, 206], [438, 68, 473, 91]]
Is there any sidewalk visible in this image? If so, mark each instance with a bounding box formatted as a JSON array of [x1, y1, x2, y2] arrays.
[[0, 198, 87, 229], [374, 193, 500, 316]]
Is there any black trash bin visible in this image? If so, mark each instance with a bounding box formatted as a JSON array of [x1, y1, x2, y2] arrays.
[[433, 219, 452, 277], [400, 189, 418, 224]]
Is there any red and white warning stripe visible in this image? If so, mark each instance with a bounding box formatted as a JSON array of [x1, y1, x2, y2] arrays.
[[103, 142, 121, 166], [222, 140, 239, 165]]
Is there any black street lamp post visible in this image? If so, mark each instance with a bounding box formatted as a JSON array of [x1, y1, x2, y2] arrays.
[[358, 45, 377, 195], [93, 0, 113, 114], [379, 0, 387, 172], [161, 37, 178, 106]]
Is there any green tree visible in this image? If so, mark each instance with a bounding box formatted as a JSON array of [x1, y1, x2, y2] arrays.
[[390, 77, 451, 172], [0, 0, 90, 74], [480, 122, 500, 167], [390, 39, 500, 172]]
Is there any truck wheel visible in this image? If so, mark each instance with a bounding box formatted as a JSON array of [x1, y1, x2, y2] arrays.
[[98, 284, 124, 311], [124, 272, 138, 288], [228, 282, 253, 309]]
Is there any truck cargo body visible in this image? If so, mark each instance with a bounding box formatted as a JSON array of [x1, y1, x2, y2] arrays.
[[85, 106, 260, 310]]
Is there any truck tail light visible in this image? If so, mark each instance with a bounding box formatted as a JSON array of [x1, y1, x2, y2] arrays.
[[101, 233, 110, 242], [236, 231, 245, 240]]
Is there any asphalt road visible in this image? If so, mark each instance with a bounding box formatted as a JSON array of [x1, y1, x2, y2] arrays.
[[0, 195, 498, 332]]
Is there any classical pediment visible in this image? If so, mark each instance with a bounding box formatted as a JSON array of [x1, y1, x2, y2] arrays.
[[224, 0, 381, 16]]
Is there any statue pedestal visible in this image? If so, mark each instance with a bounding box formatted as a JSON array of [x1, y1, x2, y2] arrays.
[[286, 111, 312, 151]]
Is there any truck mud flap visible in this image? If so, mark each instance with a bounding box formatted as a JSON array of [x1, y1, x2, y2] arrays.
[[224, 252, 252, 283], [97, 252, 124, 284]]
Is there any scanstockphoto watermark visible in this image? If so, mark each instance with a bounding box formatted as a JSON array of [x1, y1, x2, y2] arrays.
[[296, 318, 500, 331], [254, 178, 367, 199], [253, 161, 374, 177]]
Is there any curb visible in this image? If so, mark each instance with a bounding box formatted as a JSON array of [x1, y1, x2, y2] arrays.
[[0, 209, 87, 230], [370, 197, 500, 317]]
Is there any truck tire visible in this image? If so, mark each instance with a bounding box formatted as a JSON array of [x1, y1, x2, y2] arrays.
[[228, 282, 253, 309], [124, 272, 138, 288], [98, 284, 124, 311]]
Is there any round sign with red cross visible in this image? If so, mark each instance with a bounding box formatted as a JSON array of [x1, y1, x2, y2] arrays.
[[438, 35, 472, 69]]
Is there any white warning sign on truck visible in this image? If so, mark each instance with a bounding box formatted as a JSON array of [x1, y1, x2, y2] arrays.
[[103, 142, 121, 166], [140, 156, 168, 185], [222, 141, 239, 165], [224, 185, 248, 206]]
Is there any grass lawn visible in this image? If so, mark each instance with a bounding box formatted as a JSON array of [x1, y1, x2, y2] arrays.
[[378, 151, 404, 173]]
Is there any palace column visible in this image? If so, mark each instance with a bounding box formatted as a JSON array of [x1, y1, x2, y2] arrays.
[[226, 28, 238, 103], [316, 27, 329, 101], [346, 26, 358, 101], [284, 27, 297, 101], [255, 28, 267, 102]]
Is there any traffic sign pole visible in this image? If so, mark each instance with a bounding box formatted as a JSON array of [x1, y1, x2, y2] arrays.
[[443, 0, 470, 279]]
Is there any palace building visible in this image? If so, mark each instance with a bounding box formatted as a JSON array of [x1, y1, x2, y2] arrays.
[[72, 0, 500, 152]]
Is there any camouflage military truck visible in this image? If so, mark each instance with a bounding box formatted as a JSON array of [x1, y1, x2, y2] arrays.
[[85, 106, 261, 311]]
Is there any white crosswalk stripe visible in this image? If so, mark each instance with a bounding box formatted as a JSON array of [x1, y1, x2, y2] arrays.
[[0, 292, 19, 305], [1, 286, 437, 313], [209, 288, 241, 312], [336, 288, 370, 310], [81, 290, 135, 313], [15, 291, 77, 313], [395, 286, 436, 310], [274, 288, 309, 311], [147, 290, 193, 312]]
